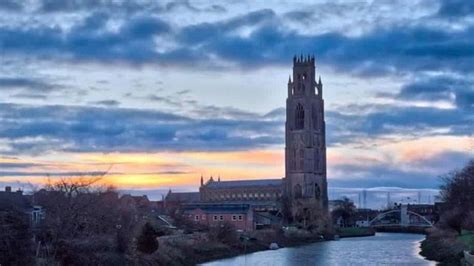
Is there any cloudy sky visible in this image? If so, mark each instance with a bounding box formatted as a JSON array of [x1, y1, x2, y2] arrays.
[[0, 0, 473, 200]]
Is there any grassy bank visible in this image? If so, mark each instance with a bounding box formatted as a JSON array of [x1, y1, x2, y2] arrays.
[[146, 228, 329, 265], [419, 228, 470, 265], [374, 226, 429, 235], [337, 227, 375, 238]]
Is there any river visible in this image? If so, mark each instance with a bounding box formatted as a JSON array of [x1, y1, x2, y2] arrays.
[[202, 233, 434, 266]]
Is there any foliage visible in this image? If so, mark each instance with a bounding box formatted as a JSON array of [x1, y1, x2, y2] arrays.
[[420, 228, 465, 264], [458, 230, 474, 252], [137, 222, 160, 254], [280, 195, 293, 224], [34, 177, 140, 264], [0, 209, 34, 265], [439, 160, 474, 232], [331, 197, 356, 227], [208, 222, 238, 245]]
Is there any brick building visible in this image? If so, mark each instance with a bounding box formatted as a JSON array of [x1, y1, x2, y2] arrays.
[[182, 203, 254, 231]]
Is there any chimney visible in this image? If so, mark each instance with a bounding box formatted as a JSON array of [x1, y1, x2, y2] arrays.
[[5, 186, 11, 193]]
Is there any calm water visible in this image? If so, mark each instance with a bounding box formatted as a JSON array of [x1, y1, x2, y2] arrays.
[[202, 233, 435, 266]]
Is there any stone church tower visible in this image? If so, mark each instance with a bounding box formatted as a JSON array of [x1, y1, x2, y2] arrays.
[[285, 55, 328, 210]]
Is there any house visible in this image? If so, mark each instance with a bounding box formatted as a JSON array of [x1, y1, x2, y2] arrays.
[[163, 190, 200, 209], [0, 186, 44, 226]]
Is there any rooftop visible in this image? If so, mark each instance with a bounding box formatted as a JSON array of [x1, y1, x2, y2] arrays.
[[204, 178, 283, 189], [182, 203, 250, 214], [165, 191, 200, 202], [0, 189, 31, 210]]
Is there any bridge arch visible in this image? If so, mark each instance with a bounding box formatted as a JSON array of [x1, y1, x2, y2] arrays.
[[369, 208, 432, 227]]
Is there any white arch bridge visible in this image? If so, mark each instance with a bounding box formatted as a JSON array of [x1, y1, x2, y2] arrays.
[[369, 205, 433, 228]]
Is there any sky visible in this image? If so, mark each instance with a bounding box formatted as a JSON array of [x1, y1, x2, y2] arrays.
[[0, 0, 473, 202]]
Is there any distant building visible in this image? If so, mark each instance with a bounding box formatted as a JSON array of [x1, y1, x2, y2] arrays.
[[163, 190, 200, 209], [199, 176, 283, 204], [353, 209, 380, 227], [0, 186, 44, 226], [407, 204, 436, 223], [120, 194, 152, 212]]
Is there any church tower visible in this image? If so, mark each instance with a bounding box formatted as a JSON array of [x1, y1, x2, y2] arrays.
[[285, 55, 328, 209]]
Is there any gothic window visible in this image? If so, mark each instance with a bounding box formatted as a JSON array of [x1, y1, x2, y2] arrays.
[[315, 183, 321, 199], [302, 73, 307, 80], [295, 104, 304, 130], [294, 184, 302, 199], [299, 149, 304, 170]]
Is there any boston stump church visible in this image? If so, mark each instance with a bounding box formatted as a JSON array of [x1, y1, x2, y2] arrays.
[[285, 55, 328, 208], [165, 56, 328, 229]]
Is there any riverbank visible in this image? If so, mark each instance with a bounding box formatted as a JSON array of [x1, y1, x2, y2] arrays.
[[419, 228, 474, 265], [374, 226, 429, 234], [147, 227, 380, 265], [337, 227, 375, 238], [202, 233, 431, 265], [148, 228, 328, 265]]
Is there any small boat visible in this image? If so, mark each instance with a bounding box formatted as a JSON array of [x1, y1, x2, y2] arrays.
[[464, 250, 474, 265], [269, 243, 279, 250]]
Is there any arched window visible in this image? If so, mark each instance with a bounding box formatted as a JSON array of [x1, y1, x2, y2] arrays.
[[294, 184, 302, 199], [314, 183, 321, 199], [295, 104, 304, 130]]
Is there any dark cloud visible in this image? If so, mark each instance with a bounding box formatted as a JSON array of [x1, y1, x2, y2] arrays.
[[0, 162, 38, 168], [394, 76, 474, 110], [166, 0, 226, 13], [0, 171, 108, 177], [436, 0, 474, 17], [329, 151, 472, 189], [0, 103, 283, 155], [0, 170, 189, 177], [0, 0, 22, 11], [91, 100, 121, 107], [147, 94, 182, 107], [12, 93, 48, 100], [1, 99, 470, 157], [1, 6, 473, 77], [326, 104, 473, 146], [0, 12, 171, 64], [39, 0, 155, 13], [0, 77, 59, 92]]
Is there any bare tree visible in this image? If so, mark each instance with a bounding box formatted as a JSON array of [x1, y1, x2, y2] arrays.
[[34, 176, 138, 264], [438, 160, 474, 233], [331, 197, 356, 227], [292, 199, 329, 232]]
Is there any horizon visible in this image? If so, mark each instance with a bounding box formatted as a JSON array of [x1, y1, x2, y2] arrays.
[[1, 0, 473, 202]]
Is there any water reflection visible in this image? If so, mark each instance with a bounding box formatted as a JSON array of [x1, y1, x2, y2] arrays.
[[202, 233, 435, 266]]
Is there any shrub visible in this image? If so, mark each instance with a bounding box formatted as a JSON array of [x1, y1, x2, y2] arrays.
[[137, 222, 160, 254], [208, 222, 238, 245]]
